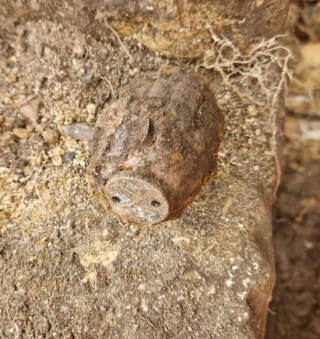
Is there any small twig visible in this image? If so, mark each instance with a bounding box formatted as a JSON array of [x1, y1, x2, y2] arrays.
[[269, 107, 282, 201], [0, 151, 9, 158], [97, 75, 115, 95], [31, 172, 47, 211], [199, 244, 215, 257], [136, 310, 156, 329], [104, 19, 133, 64], [268, 307, 277, 315], [0, 94, 38, 115]]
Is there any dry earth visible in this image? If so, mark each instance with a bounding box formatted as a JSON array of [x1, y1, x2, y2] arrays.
[[266, 1, 320, 338], [0, 15, 278, 339], [1, 1, 320, 338], [266, 118, 320, 339]]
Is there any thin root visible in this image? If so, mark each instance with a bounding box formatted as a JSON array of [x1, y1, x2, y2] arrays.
[[197, 27, 293, 199], [105, 19, 133, 64]]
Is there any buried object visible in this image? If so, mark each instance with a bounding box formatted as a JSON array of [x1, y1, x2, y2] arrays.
[[87, 71, 224, 225]]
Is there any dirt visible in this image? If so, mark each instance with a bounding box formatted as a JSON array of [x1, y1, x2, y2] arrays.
[[0, 18, 170, 338], [266, 1, 320, 337], [1, 3, 319, 339], [266, 120, 320, 339], [0, 12, 282, 339]]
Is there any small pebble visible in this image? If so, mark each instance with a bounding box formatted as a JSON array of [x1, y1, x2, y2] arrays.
[[13, 128, 30, 139], [20, 103, 39, 122], [42, 129, 59, 143], [50, 229, 60, 240], [64, 123, 93, 142], [52, 156, 62, 167], [99, 306, 106, 312], [73, 44, 86, 58], [63, 151, 76, 163], [304, 241, 314, 249], [86, 103, 96, 115], [247, 105, 258, 117]]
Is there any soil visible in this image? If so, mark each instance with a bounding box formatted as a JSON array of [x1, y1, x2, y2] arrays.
[[266, 120, 320, 339], [0, 14, 279, 339], [0, 9, 285, 338], [265, 1, 320, 338], [1, 3, 319, 339]]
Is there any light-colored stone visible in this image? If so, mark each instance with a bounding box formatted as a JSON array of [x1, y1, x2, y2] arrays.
[[12, 128, 30, 139], [20, 102, 39, 122], [86, 103, 96, 115], [64, 123, 93, 142], [42, 128, 59, 143]]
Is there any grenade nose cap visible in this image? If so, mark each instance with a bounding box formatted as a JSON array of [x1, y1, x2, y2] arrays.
[[105, 175, 169, 225]]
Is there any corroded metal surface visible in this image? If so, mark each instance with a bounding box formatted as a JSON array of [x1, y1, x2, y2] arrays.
[[87, 71, 224, 225]]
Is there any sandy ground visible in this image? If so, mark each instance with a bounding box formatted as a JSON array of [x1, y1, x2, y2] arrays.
[[0, 16, 278, 339], [1, 2, 320, 338]]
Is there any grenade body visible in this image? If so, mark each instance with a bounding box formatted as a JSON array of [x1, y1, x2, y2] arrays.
[[87, 71, 224, 225]]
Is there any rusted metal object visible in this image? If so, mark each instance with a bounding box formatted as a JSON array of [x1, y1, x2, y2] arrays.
[[87, 71, 224, 225]]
